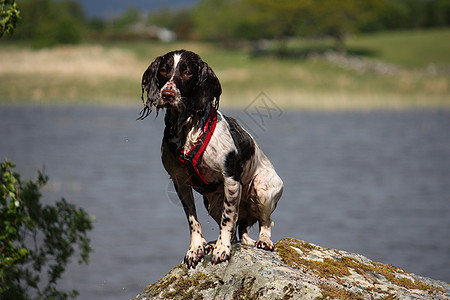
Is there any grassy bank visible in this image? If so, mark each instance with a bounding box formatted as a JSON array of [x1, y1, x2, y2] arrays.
[[0, 29, 449, 110]]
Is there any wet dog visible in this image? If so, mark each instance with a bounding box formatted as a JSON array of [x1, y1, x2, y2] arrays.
[[139, 50, 283, 268]]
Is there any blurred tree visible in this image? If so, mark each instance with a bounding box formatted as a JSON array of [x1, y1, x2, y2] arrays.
[[11, 0, 85, 47], [0, 0, 20, 37], [193, 0, 252, 41], [305, 0, 385, 54], [148, 7, 194, 40], [424, 0, 449, 27], [427, 0, 450, 27], [363, 0, 450, 31], [112, 7, 139, 32], [371, 0, 411, 30], [243, 0, 312, 39], [194, 0, 384, 53]]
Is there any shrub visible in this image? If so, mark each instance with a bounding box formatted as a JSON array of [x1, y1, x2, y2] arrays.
[[0, 0, 20, 37], [0, 159, 94, 299]]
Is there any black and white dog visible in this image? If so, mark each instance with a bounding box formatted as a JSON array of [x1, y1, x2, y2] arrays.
[[139, 50, 283, 268]]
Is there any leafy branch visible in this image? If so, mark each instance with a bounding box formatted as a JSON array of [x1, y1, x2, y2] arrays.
[[1, 159, 94, 299], [0, 0, 20, 37]]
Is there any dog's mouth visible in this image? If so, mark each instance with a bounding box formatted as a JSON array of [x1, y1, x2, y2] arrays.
[[137, 99, 183, 120], [157, 100, 178, 109]]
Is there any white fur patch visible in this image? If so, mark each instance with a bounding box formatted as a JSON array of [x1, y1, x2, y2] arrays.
[[173, 53, 182, 73]]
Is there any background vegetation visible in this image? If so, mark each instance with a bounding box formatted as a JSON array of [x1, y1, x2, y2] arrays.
[[0, 159, 94, 299], [0, 0, 449, 109], [0, 0, 20, 37]]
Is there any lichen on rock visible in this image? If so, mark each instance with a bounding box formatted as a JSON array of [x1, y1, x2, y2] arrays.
[[135, 238, 449, 300]]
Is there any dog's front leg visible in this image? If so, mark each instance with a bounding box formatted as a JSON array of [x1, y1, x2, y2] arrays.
[[173, 177, 207, 268], [211, 177, 241, 264]]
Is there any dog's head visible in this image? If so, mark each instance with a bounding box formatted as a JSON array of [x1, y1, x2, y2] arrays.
[[138, 50, 221, 119]]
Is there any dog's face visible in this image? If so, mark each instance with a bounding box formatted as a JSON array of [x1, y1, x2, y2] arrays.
[[139, 50, 221, 118]]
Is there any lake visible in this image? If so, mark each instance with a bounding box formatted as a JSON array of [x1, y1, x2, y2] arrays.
[[0, 105, 449, 299]]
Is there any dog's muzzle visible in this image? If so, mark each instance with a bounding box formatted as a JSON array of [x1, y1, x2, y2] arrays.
[[159, 81, 181, 109]]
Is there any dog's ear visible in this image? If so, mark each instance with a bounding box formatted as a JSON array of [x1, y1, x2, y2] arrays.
[[195, 61, 222, 110], [138, 56, 162, 119]]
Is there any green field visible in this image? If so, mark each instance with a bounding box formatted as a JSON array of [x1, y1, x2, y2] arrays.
[[347, 28, 450, 68], [0, 29, 449, 110]]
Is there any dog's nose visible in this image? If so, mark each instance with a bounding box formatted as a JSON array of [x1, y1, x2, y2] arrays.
[[161, 90, 176, 102]]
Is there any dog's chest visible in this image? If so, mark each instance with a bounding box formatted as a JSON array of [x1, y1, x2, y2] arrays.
[[163, 117, 224, 193]]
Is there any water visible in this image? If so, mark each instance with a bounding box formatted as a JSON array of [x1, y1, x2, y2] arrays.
[[1, 105, 449, 299]]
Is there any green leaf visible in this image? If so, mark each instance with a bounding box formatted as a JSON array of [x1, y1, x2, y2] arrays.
[[0, 158, 93, 299]]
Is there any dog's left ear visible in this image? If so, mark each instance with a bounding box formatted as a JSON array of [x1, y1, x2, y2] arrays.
[[195, 61, 222, 110], [138, 56, 162, 119]]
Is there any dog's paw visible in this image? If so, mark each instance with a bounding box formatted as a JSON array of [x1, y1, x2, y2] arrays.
[[210, 242, 231, 265], [184, 244, 205, 268], [256, 239, 274, 251]]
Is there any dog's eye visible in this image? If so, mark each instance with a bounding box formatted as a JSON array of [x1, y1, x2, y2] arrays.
[[159, 68, 167, 77], [183, 70, 193, 79]]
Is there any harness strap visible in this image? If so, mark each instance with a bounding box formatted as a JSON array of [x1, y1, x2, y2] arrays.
[[169, 106, 222, 194]]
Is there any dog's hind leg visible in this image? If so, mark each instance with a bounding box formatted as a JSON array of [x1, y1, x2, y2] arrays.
[[238, 219, 256, 247], [172, 176, 207, 268], [254, 171, 283, 251]]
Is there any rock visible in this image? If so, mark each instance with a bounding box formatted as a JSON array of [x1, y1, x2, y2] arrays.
[[135, 238, 449, 300]]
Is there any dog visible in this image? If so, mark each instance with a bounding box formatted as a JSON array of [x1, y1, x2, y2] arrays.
[[139, 50, 283, 268]]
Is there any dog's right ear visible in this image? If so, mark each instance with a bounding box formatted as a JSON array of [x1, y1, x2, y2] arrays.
[[138, 56, 162, 120]]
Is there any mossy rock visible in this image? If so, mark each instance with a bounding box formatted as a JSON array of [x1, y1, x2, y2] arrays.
[[135, 238, 449, 300]]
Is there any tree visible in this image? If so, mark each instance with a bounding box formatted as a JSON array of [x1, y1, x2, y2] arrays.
[[0, 0, 20, 37], [193, 0, 313, 42], [112, 7, 140, 32], [193, 0, 250, 41], [1, 159, 94, 299], [9, 0, 85, 47], [243, 0, 313, 40], [246, 0, 385, 54], [307, 0, 385, 54], [148, 7, 195, 40], [219, 0, 384, 54]]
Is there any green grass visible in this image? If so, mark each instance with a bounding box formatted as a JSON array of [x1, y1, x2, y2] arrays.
[[0, 29, 449, 109], [347, 28, 450, 68]]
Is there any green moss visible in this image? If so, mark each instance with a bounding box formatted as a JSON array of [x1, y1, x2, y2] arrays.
[[317, 283, 365, 300], [275, 238, 445, 298], [274, 238, 316, 269], [344, 258, 445, 294], [275, 238, 350, 279], [144, 275, 177, 294], [161, 271, 219, 299], [275, 238, 316, 253], [144, 264, 185, 294], [301, 257, 351, 278]]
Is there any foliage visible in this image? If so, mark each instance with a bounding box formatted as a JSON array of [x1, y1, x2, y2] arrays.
[[147, 7, 194, 40], [191, 0, 449, 52], [366, 0, 450, 31], [0, 159, 94, 299], [112, 7, 140, 32], [192, 0, 253, 41], [0, 0, 20, 37], [11, 0, 85, 47], [302, 0, 385, 53], [193, 0, 384, 53]]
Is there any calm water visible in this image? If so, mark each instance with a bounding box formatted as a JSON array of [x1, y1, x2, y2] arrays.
[[1, 105, 449, 299]]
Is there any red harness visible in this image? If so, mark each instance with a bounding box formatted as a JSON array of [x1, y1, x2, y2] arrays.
[[169, 107, 222, 194]]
